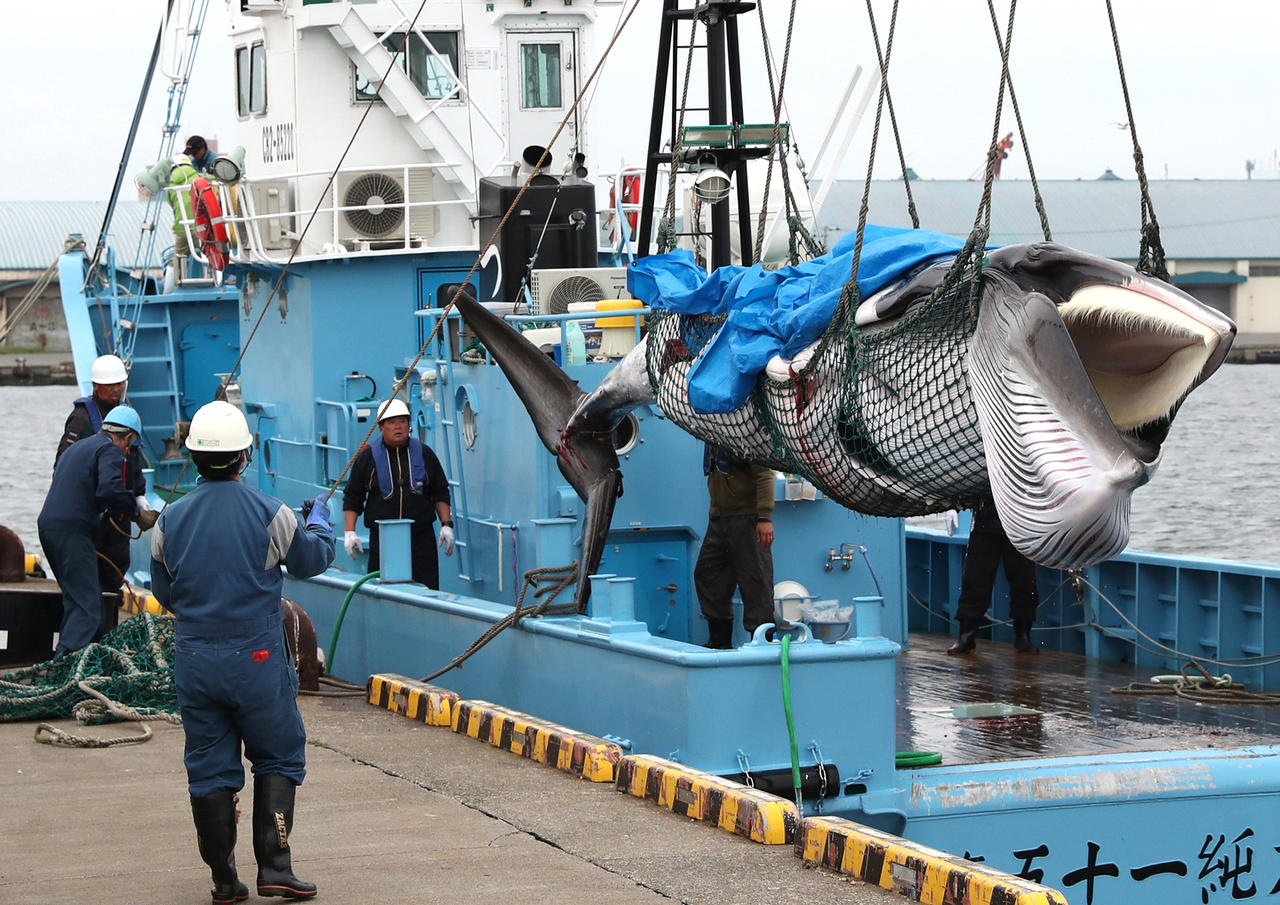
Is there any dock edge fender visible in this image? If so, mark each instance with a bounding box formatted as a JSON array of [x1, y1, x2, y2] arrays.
[[798, 815, 1069, 904]]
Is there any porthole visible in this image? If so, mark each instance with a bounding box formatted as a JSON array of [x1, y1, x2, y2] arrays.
[[460, 397, 477, 448], [611, 413, 639, 455]]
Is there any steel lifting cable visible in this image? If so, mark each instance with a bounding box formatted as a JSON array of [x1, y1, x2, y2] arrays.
[[982, 0, 1051, 242], [822, 0, 906, 341], [751, 0, 797, 264], [658, 5, 702, 254], [1104, 0, 1168, 280]]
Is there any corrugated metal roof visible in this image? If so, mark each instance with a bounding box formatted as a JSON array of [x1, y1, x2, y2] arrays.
[[0, 201, 166, 271], [817, 180, 1280, 261]]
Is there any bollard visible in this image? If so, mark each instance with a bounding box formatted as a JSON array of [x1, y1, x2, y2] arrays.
[[376, 519, 414, 582], [531, 517, 575, 568], [607, 576, 636, 623], [586, 574, 616, 619], [852, 595, 884, 638]]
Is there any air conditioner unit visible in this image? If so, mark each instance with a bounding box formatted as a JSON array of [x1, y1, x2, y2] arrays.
[[529, 266, 629, 315], [336, 170, 435, 244], [246, 180, 295, 251]]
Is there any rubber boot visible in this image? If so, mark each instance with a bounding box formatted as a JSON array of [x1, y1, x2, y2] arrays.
[[947, 620, 981, 655], [703, 618, 734, 650], [253, 774, 317, 899], [1013, 620, 1038, 654], [190, 790, 249, 904]]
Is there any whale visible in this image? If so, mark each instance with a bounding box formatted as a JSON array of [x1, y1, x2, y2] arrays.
[[452, 242, 1236, 606]]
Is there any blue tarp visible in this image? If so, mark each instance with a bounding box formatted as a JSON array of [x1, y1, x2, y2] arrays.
[[627, 225, 974, 413]]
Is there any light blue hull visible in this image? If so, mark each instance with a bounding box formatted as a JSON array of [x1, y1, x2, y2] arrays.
[[64, 241, 1280, 905]]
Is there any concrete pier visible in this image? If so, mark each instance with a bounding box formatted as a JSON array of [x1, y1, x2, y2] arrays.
[[0, 694, 901, 905]]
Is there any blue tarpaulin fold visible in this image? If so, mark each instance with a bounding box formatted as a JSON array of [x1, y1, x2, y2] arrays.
[[627, 225, 973, 413]]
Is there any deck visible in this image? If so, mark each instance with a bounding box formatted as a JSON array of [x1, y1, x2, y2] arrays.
[[898, 632, 1280, 764]]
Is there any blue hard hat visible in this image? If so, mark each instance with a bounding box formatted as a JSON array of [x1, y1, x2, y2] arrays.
[[102, 405, 142, 436]]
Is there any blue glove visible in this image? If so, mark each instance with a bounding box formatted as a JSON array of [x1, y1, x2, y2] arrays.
[[304, 494, 331, 532]]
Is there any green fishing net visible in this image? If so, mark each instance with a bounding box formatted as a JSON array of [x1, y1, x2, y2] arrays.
[[645, 251, 992, 516], [0, 612, 179, 724]]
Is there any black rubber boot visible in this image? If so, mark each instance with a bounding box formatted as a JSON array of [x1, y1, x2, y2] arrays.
[[253, 774, 317, 899], [703, 618, 734, 650], [190, 790, 249, 904], [1013, 620, 1038, 654], [947, 620, 981, 655]]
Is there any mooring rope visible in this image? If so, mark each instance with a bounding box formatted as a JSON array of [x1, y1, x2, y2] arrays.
[[419, 563, 579, 683]]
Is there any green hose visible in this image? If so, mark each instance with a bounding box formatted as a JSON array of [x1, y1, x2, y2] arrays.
[[896, 750, 943, 768], [327, 571, 379, 674], [779, 633, 802, 803]]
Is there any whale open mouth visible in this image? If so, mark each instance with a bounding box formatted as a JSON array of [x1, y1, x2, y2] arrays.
[[970, 255, 1236, 569], [1059, 282, 1228, 463]]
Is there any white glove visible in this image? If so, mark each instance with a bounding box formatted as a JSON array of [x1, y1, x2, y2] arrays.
[[943, 510, 959, 536], [136, 495, 152, 512], [438, 525, 455, 556], [344, 530, 364, 556]]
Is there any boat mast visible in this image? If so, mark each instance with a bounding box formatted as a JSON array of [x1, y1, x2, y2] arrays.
[[636, 0, 761, 269]]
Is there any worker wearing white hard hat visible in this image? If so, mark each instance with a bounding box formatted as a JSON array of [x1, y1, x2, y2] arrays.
[[54, 353, 150, 596], [341, 397, 454, 587], [151, 399, 334, 901], [38, 405, 149, 655]]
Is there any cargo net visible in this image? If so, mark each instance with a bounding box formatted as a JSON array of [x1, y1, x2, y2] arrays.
[[0, 612, 179, 724], [646, 255, 992, 516]]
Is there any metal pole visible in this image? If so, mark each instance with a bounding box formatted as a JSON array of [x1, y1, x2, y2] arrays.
[[637, 0, 678, 259], [84, 1, 175, 290], [706, 11, 731, 269]]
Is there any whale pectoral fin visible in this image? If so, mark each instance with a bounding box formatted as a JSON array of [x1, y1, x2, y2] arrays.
[[452, 286, 624, 609], [969, 278, 1143, 568], [451, 286, 585, 455]]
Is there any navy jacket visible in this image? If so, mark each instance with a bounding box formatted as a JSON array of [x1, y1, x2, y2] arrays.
[[342, 440, 449, 530], [151, 480, 335, 625], [55, 395, 147, 498], [39, 432, 137, 528]]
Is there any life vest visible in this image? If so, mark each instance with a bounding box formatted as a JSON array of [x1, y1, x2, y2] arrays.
[[75, 395, 104, 432], [190, 177, 231, 270], [75, 395, 142, 447], [368, 435, 427, 499], [703, 442, 732, 477]]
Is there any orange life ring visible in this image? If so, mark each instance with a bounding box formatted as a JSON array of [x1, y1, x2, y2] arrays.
[[608, 174, 641, 242], [190, 176, 231, 270]]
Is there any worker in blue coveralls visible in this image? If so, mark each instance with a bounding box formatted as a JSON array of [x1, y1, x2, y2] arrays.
[[38, 405, 153, 654], [54, 353, 152, 596], [150, 401, 335, 903], [341, 397, 454, 587]]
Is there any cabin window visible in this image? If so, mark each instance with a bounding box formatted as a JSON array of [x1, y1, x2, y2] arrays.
[[236, 42, 267, 116], [519, 43, 562, 109], [355, 32, 460, 102]]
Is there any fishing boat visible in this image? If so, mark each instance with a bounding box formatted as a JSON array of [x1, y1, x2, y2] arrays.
[[38, 1, 1280, 902]]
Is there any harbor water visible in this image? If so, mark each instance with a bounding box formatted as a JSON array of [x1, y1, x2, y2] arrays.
[[1, 364, 1276, 565]]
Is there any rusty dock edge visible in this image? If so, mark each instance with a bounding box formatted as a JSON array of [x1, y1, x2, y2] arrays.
[[365, 673, 1070, 904]]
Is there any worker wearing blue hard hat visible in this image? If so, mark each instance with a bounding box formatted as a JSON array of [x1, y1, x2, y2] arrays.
[[39, 405, 154, 654], [54, 354, 152, 598], [151, 400, 334, 901]]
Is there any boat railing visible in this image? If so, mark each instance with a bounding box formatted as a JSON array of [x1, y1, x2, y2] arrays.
[[600, 165, 649, 256], [905, 525, 1280, 688], [414, 306, 651, 367]]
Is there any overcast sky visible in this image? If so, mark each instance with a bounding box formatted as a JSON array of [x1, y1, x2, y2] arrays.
[[3, 0, 1277, 204]]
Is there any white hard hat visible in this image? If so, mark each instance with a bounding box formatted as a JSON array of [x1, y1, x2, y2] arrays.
[[91, 354, 128, 384], [186, 400, 253, 452], [377, 398, 411, 423]]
